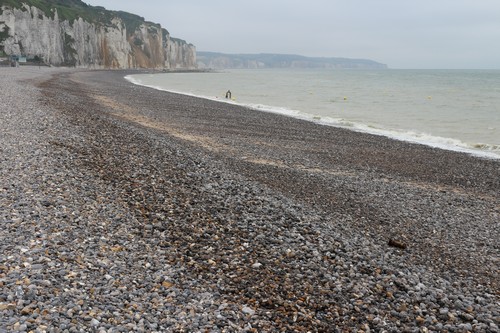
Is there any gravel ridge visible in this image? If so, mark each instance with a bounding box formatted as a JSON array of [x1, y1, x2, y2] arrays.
[[1, 68, 499, 332]]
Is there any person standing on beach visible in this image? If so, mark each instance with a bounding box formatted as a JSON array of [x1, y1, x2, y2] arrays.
[[225, 90, 232, 99]]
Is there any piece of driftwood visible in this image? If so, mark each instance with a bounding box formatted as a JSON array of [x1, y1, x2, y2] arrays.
[[388, 239, 407, 249]]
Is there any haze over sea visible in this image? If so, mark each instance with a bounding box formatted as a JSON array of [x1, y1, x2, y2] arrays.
[[127, 69, 500, 159]]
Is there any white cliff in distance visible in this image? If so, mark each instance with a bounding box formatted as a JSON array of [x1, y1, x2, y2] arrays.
[[0, 2, 196, 69]]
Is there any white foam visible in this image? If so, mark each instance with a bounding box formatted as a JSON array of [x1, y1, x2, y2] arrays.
[[125, 75, 500, 160], [256, 106, 500, 160]]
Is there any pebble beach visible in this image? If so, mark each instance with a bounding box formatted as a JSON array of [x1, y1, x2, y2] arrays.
[[1, 67, 499, 332]]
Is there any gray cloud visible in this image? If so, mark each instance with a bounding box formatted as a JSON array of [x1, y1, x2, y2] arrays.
[[84, 0, 500, 69]]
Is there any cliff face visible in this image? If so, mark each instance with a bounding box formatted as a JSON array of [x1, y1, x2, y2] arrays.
[[0, 3, 196, 69], [165, 37, 197, 70]]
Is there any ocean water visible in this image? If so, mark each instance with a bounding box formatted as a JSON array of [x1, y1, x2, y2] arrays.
[[126, 69, 500, 159]]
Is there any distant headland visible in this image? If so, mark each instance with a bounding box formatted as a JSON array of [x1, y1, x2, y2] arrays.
[[197, 51, 387, 70]]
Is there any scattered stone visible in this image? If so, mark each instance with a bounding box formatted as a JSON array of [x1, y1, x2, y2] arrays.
[[242, 306, 255, 316], [1, 67, 498, 332]]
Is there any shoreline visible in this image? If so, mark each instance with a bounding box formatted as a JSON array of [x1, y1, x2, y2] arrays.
[[1, 68, 499, 331], [125, 70, 500, 161]]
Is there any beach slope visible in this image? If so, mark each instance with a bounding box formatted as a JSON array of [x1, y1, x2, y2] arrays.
[[1, 68, 499, 331]]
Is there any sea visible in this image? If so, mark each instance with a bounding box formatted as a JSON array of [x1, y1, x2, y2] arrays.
[[126, 69, 500, 160]]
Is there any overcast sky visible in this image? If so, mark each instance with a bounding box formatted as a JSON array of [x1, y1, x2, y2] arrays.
[[83, 0, 500, 69]]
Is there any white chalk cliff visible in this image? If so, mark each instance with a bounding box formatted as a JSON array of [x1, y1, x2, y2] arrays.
[[0, 3, 196, 69]]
